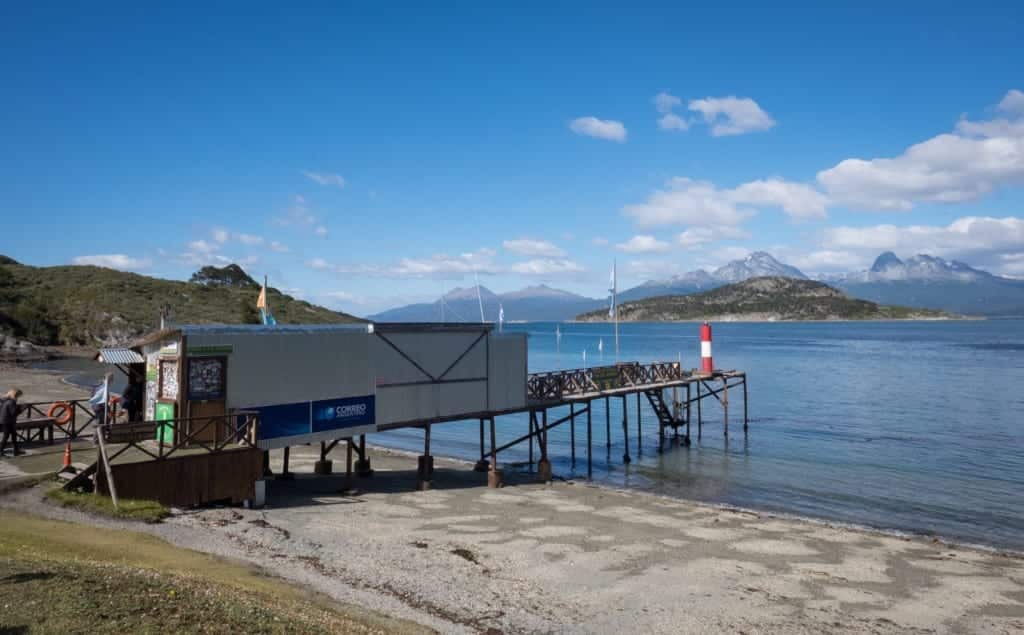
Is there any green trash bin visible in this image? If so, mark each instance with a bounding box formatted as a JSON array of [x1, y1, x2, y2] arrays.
[[155, 402, 175, 444]]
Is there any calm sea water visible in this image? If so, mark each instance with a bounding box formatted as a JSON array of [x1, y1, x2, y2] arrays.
[[378, 320, 1024, 551], [41, 321, 1024, 550]]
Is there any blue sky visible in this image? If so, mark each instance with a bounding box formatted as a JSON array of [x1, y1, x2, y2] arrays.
[[3, 2, 1023, 316]]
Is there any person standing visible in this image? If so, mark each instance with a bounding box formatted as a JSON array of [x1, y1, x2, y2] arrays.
[[0, 388, 27, 457], [121, 372, 144, 422]]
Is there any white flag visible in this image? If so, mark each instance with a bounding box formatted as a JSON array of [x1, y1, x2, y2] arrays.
[[608, 264, 616, 318], [556, 324, 561, 342], [598, 338, 603, 353], [498, 304, 504, 325]]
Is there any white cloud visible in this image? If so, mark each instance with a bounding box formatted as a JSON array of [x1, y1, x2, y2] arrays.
[[615, 235, 671, 253], [502, 238, 566, 257], [624, 178, 754, 228], [303, 171, 346, 187], [188, 239, 219, 255], [817, 89, 1024, 211], [73, 254, 152, 271], [569, 116, 628, 142], [509, 259, 586, 276], [237, 233, 264, 246], [822, 216, 1024, 258], [212, 228, 230, 244], [676, 226, 751, 248], [688, 96, 775, 136], [731, 179, 829, 219], [269, 241, 289, 253], [658, 113, 690, 131], [623, 176, 824, 228], [315, 226, 328, 237], [274, 195, 318, 226], [316, 248, 499, 279], [653, 92, 682, 114], [998, 89, 1024, 114]]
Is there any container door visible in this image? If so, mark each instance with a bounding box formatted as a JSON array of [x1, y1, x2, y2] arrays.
[[186, 356, 228, 445]]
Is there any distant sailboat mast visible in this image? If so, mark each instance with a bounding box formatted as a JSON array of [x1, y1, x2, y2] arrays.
[[475, 272, 485, 323], [609, 260, 619, 360]]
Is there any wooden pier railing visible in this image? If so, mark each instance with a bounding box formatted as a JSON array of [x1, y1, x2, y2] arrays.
[[526, 361, 688, 401]]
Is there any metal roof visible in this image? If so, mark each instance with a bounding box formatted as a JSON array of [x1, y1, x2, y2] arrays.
[[96, 348, 146, 364], [178, 324, 372, 336]]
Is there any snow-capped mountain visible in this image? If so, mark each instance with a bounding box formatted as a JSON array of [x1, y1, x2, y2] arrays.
[[837, 252, 996, 283], [370, 284, 603, 322], [832, 252, 1024, 315], [619, 252, 808, 302], [711, 251, 808, 283]]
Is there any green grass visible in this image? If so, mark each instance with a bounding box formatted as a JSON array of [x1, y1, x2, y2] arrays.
[[45, 487, 171, 523], [0, 260, 365, 346], [0, 510, 428, 634]]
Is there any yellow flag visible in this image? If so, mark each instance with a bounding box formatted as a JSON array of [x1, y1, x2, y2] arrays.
[[256, 285, 267, 310]]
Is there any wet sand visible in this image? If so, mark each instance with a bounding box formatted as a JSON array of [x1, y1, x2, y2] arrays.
[[2, 365, 1023, 633]]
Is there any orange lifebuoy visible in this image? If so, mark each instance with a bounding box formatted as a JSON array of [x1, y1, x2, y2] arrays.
[[47, 401, 73, 426]]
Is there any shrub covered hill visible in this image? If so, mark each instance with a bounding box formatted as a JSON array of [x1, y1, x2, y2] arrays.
[[0, 258, 363, 346], [577, 277, 956, 322]]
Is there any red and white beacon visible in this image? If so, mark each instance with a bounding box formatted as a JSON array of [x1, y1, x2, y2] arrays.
[[700, 322, 713, 373]]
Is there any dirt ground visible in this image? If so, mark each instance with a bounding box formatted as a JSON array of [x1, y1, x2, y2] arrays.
[[2, 364, 1024, 633]]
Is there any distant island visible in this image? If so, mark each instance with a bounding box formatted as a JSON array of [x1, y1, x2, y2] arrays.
[[576, 277, 959, 322], [0, 258, 363, 347]]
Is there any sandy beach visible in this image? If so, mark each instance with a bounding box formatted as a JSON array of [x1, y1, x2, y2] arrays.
[[2, 364, 1023, 633]]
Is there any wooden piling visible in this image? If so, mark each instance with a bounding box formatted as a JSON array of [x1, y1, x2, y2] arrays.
[[605, 396, 611, 450], [636, 391, 642, 456], [586, 400, 593, 478], [621, 395, 631, 464], [743, 376, 749, 432], [570, 403, 576, 466], [723, 379, 729, 439]]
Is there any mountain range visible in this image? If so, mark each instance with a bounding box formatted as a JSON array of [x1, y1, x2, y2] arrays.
[[372, 251, 1024, 321], [368, 284, 604, 322], [577, 277, 952, 323]]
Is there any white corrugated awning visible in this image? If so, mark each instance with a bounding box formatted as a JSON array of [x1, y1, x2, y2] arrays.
[[95, 348, 145, 364]]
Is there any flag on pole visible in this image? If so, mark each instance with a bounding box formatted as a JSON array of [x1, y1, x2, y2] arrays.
[[608, 265, 616, 318], [256, 277, 277, 326], [598, 338, 603, 354], [498, 304, 504, 332]]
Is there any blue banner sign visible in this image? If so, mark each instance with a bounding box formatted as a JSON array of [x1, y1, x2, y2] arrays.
[[253, 395, 376, 440], [312, 395, 375, 433]]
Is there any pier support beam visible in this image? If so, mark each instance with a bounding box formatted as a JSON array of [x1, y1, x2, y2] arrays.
[[570, 403, 576, 467], [340, 437, 356, 494], [686, 383, 692, 443], [743, 376, 749, 433], [605, 396, 611, 450], [586, 400, 593, 478], [276, 446, 294, 480], [417, 424, 433, 491], [315, 440, 336, 475], [537, 410, 552, 482], [697, 381, 703, 439], [474, 418, 490, 472], [356, 435, 373, 477], [723, 379, 730, 439], [636, 392, 642, 456], [621, 395, 631, 464], [487, 417, 503, 488]]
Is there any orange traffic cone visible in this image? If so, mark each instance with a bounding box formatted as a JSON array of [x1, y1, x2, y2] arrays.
[[61, 441, 72, 472]]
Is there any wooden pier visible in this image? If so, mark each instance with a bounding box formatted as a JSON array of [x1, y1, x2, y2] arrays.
[[366, 361, 749, 490], [25, 359, 748, 505]]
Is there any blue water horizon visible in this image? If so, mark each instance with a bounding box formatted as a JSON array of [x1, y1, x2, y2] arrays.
[[378, 319, 1024, 551]]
